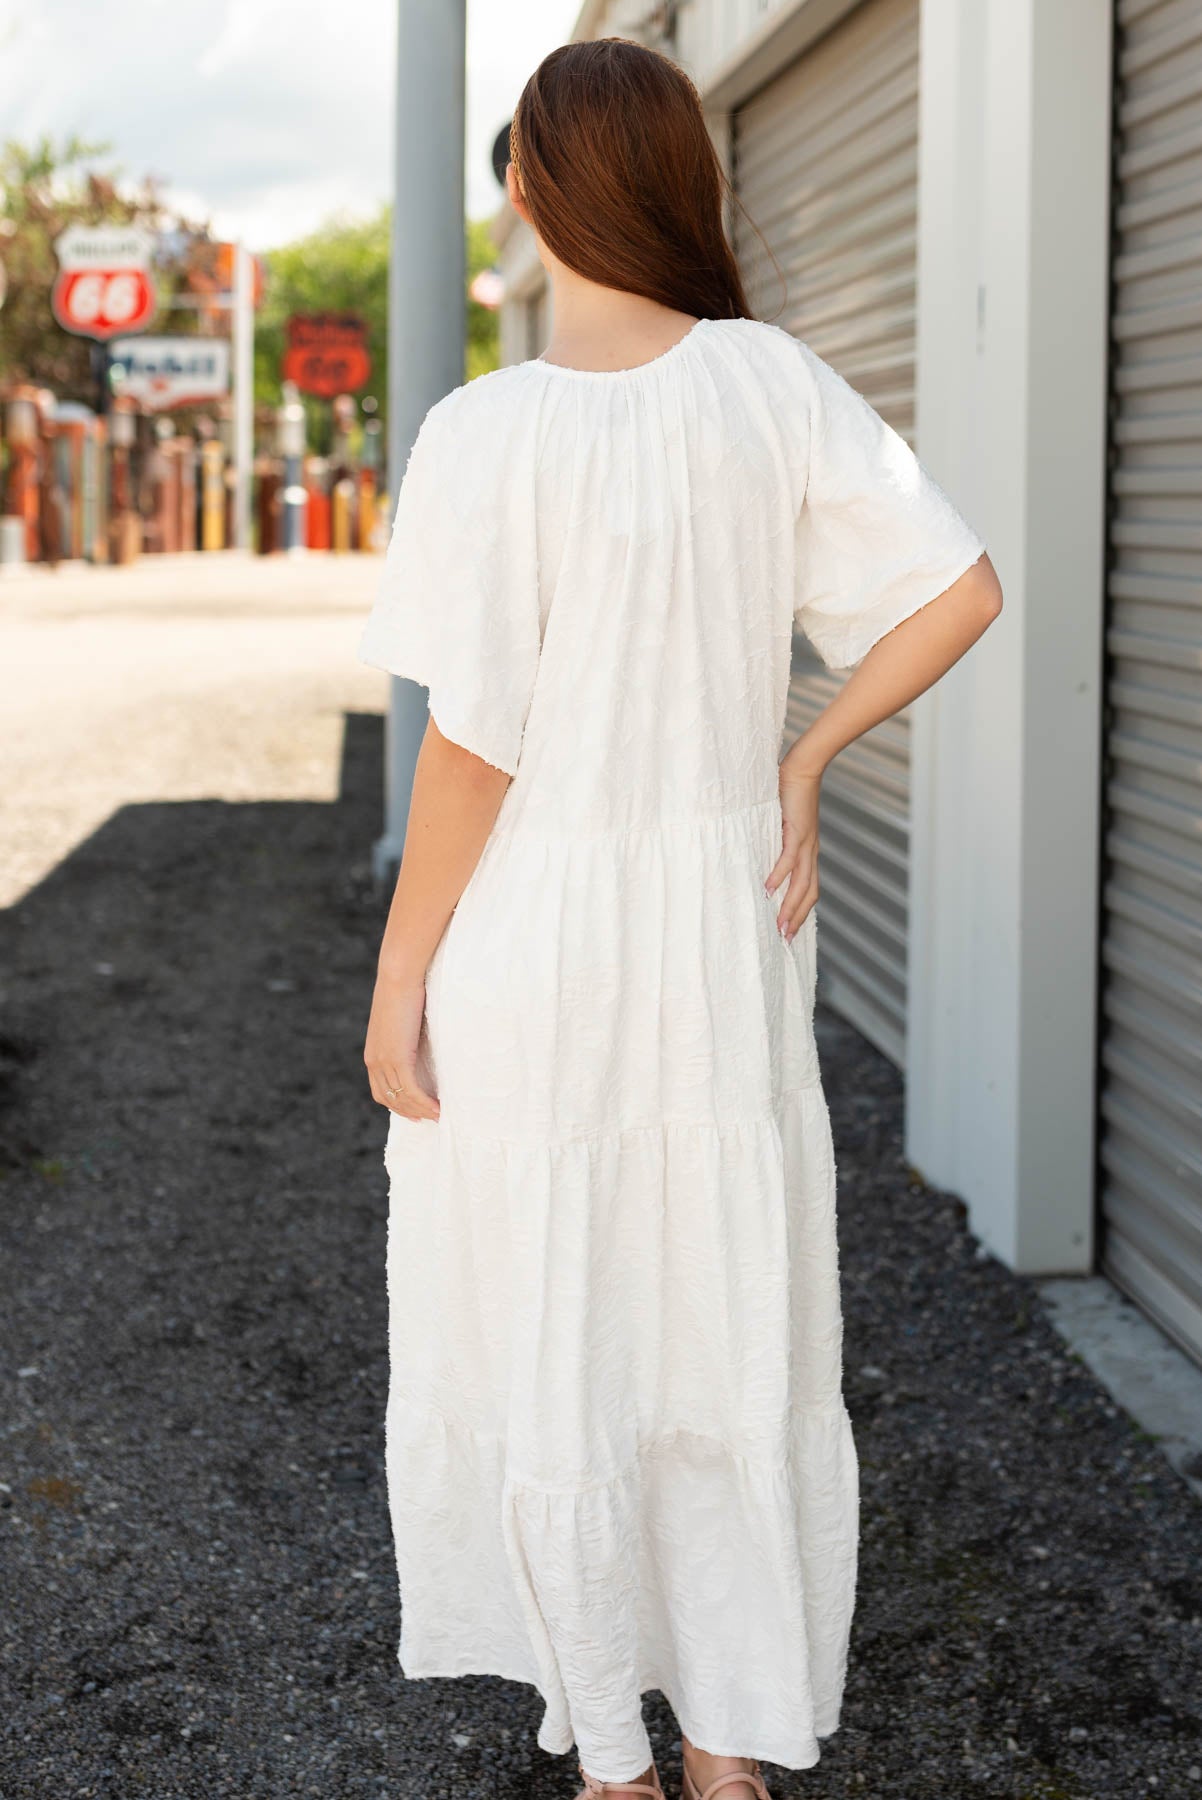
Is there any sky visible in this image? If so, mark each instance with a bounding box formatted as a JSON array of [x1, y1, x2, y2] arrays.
[[0, 0, 580, 250]]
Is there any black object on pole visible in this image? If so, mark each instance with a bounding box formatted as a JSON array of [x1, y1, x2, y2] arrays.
[[90, 340, 112, 417], [491, 121, 512, 189]]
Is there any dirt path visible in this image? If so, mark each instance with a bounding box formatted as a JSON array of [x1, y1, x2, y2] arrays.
[[0, 552, 388, 908]]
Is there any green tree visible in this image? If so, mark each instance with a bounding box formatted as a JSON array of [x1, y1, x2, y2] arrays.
[[467, 216, 501, 382], [256, 208, 501, 444], [0, 135, 210, 402], [254, 208, 390, 448], [0, 136, 503, 425]]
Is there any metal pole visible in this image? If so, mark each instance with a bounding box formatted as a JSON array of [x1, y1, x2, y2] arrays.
[[91, 341, 111, 418], [232, 242, 254, 551], [277, 380, 307, 553], [374, 0, 467, 883]]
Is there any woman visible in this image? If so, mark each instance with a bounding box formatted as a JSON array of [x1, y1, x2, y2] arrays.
[[359, 37, 1000, 1800]]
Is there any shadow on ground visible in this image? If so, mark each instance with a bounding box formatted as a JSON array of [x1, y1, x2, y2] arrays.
[[0, 714, 1198, 1799]]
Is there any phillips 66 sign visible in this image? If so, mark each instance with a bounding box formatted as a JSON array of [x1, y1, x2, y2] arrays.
[[52, 226, 156, 340]]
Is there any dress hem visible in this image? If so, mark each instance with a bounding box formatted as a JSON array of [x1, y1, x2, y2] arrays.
[[396, 1648, 841, 1773]]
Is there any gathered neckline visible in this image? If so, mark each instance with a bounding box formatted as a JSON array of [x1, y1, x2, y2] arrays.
[[530, 316, 712, 382]]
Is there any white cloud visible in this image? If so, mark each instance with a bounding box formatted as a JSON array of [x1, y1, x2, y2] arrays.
[[197, 0, 294, 79], [0, 0, 579, 250], [466, 0, 581, 218]]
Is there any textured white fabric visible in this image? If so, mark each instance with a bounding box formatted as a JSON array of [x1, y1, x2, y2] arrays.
[[358, 316, 985, 1779]]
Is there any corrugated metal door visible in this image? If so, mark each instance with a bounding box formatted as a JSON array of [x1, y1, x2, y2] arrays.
[[1099, 0, 1202, 1365], [732, 0, 920, 1065]]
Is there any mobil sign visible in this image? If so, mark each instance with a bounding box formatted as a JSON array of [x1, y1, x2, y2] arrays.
[[109, 336, 230, 410], [52, 226, 156, 340]]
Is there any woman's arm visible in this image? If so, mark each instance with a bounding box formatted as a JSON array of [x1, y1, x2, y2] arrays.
[[364, 716, 511, 1118], [766, 551, 1003, 940]]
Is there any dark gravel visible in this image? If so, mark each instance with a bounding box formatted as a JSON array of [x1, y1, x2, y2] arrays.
[[1, 710, 1199, 1800]]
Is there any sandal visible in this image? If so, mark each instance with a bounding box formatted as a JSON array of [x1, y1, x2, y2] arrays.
[[575, 1764, 665, 1798], [680, 1755, 772, 1800]]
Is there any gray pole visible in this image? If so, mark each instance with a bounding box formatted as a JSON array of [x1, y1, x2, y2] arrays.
[[231, 243, 254, 552], [374, 0, 467, 884], [277, 380, 307, 553]]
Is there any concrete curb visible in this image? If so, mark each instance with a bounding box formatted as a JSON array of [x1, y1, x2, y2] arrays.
[[1039, 1276, 1202, 1503]]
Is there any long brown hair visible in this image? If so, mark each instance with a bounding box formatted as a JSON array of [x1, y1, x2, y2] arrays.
[[510, 38, 752, 323]]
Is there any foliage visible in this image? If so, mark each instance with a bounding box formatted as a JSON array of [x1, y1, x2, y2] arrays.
[[0, 133, 503, 430], [255, 208, 501, 446], [466, 216, 501, 382], [0, 135, 212, 403], [254, 208, 391, 449]]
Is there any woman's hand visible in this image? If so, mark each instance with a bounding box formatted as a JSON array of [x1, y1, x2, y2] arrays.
[[364, 973, 440, 1121], [361, 716, 511, 1126], [766, 766, 821, 941]]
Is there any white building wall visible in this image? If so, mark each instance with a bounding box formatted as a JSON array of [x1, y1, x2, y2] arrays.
[[494, 208, 548, 364]]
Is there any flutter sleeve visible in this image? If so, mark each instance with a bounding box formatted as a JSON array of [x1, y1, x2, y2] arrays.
[[356, 391, 541, 777], [792, 341, 986, 671]]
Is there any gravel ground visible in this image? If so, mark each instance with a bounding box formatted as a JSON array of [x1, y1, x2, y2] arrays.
[[1, 559, 1200, 1800]]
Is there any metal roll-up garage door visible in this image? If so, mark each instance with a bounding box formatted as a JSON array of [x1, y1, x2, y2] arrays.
[[732, 0, 919, 1066], [1099, 0, 1202, 1365]]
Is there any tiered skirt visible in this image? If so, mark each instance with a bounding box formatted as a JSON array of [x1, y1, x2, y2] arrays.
[[380, 800, 859, 1775]]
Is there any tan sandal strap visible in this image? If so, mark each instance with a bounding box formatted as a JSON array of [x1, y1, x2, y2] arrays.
[[576, 1768, 663, 1798], [693, 1769, 770, 1800]]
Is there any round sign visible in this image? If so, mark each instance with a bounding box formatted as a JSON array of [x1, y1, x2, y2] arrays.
[[52, 267, 156, 340], [282, 312, 372, 398], [281, 343, 372, 398]]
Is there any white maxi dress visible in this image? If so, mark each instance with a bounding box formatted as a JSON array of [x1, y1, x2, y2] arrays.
[[357, 316, 985, 1781]]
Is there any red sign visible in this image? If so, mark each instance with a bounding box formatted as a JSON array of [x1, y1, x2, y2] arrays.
[[282, 312, 371, 397], [52, 268, 156, 340], [52, 226, 156, 341]]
